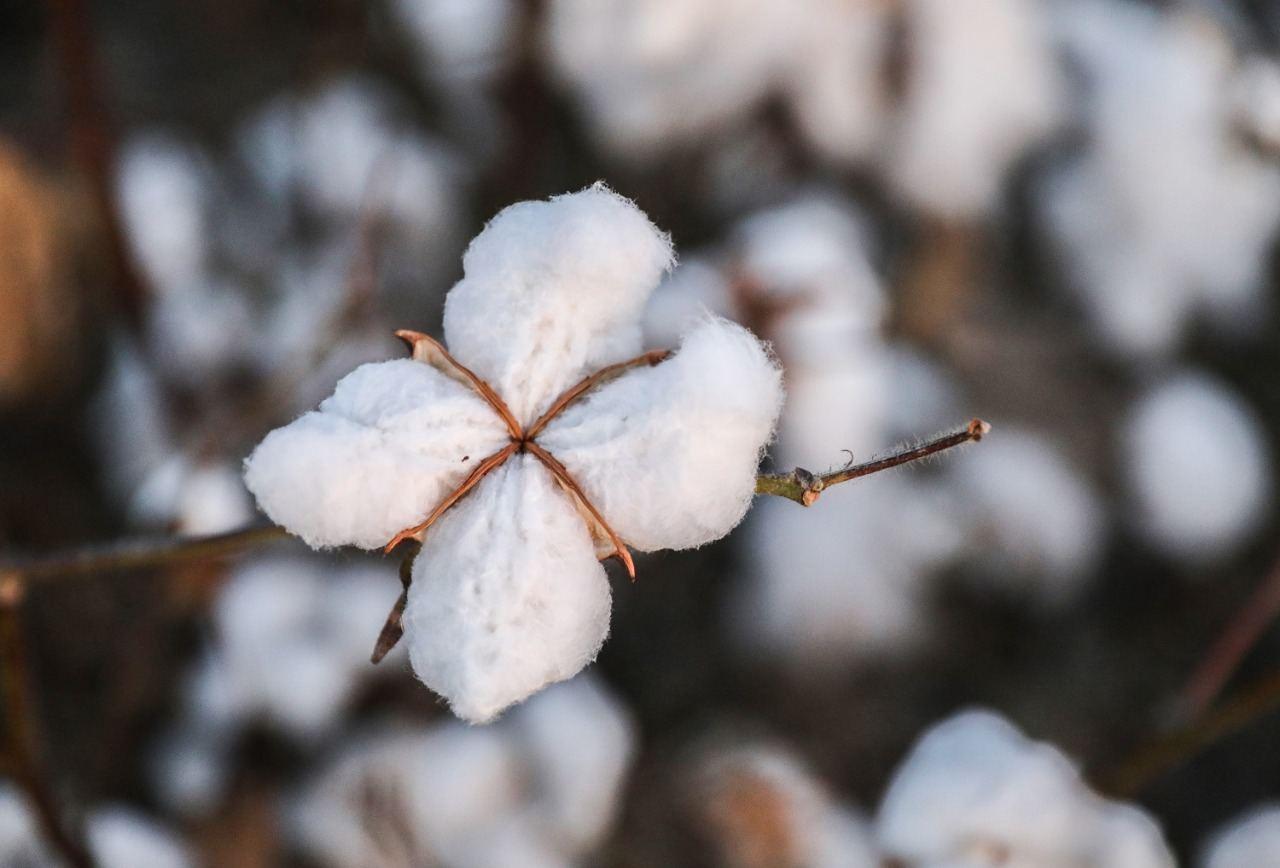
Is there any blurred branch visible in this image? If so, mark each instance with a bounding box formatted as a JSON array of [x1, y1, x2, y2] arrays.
[[0, 575, 95, 868], [46, 0, 151, 331], [0, 525, 288, 583], [1101, 668, 1280, 798], [756, 419, 990, 506], [1170, 549, 1280, 725]]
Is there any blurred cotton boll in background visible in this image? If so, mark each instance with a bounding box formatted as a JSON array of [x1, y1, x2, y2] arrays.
[[1041, 0, 1280, 358], [875, 710, 1176, 867], [689, 741, 880, 868], [1201, 805, 1280, 867], [1122, 371, 1271, 564], [289, 674, 635, 867]]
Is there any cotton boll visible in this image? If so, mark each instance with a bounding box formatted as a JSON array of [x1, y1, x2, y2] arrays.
[[545, 0, 796, 159], [693, 743, 881, 868], [115, 133, 211, 292], [875, 710, 1174, 867], [450, 813, 572, 868], [291, 726, 523, 866], [785, 2, 892, 166], [443, 184, 675, 424], [1122, 372, 1271, 563], [146, 277, 259, 385], [391, 0, 517, 85], [87, 807, 195, 868], [885, 0, 1062, 218], [1042, 1, 1280, 357], [405, 456, 613, 723], [1200, 804, 1280, 868], [0, 782, 53, 865], [243, 358, 511, 550], [953, 428, 1106, 606], [508, 675, 637, 853], [134, 457, 254, 535]]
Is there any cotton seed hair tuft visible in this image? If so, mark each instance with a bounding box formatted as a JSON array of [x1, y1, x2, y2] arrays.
[[244, 184, 784, 723]]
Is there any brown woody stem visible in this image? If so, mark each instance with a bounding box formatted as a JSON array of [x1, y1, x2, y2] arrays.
[[755, 419, 991, 506]]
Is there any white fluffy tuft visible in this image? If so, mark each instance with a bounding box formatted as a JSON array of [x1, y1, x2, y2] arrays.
[[443, 183, 675, 425], [539, 316, 783, 552], [403, 456, 613, 723]]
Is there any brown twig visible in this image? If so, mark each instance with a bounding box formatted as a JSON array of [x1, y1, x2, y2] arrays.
[[756, 419, 991, 506], [1100, 668, 1280, 798], [525, 349, 671, 440], [383, 444, 519, 553], [1171, 550, 1280, 725], [0, 574, 95, 867], [371, 543, 419, 664], [0, 525, 289, 583]]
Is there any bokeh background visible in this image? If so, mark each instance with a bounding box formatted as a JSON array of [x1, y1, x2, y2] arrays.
[[3, 0, 1280, 865]]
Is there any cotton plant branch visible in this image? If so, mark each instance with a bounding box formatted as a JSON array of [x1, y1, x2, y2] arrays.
[[1168, 548, 1280, 725], [1100, 668, 1280, 799], [0, 420, 991, 584], [756, 418, 991, 506], [0, 574, 96, 868]]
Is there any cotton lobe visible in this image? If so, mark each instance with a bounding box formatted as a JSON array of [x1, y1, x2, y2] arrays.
[[245, 184, 783, 722]]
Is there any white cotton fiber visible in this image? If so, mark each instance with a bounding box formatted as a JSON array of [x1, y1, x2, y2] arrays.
[[443, 183, 675, 425], [1122, 371, 1271, 563], [391, 0, 516, 84], [1042, 1, 1280, 357], [876, 709, 1174, 867], [508, 675, 637, 852], [540, 316, 782, 552], [404, 456, 613, 723], [886, 0, 1061, 218], [244, 358, 510, 549], [1201, 804, 1280, 868], [86, 806, 195, 868], [953, 428, 1106, 605]]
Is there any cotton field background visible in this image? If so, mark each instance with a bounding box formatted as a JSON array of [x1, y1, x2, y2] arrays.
[[2, 0, 1280, 865]]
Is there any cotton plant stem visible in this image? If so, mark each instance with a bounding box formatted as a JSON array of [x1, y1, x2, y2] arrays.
[[1171, 550, 1280, 725], [0, 525, 289, 584], [0, 574, 96, 868], [756, 419, 991, 506], [1101, 669, 1280, 798]]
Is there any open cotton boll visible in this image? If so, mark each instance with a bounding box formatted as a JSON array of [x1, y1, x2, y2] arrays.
[[133, 457, 255, 536], [391, 0, 516, 85], [443, 184, 675, 425], [116, 133, 211, 293], [876, 710, 1174, 868], [953, 428, 1106, 606], [539, 316, 783, 553], [886, 0, 1062, 219], [290, 726, 522, 868], [87, 807, 195, 868], [785, 2, 891, 166], [1200, 804, 1280, 868], [693, 743, 881, 868], [545, 0, 796, 159], [404, 456, 612, 723], [508, 675, 637, 853], [1042, 1, 1280, 357], [1122, 372, 1271, 563]]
